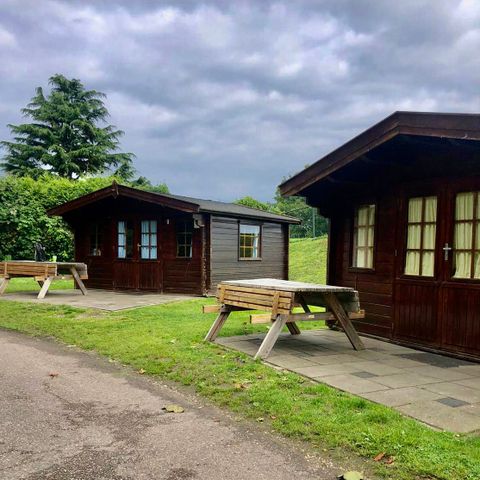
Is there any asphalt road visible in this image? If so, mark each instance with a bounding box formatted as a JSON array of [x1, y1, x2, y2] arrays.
[[0, 329, 344, 480]]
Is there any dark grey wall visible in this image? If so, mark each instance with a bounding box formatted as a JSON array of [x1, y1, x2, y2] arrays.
[[209, 215, 288, 291]]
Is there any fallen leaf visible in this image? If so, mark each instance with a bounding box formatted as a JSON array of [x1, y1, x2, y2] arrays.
[[162, 404, 185, 413], [138, 368, 146, 374], [386, 456, 395, 465], [338, 472, 363, 480], [256, 417, 264, 422], [270, 415, 277, 420], [374, 452, 386, 462], [48, 372, 59, 378]]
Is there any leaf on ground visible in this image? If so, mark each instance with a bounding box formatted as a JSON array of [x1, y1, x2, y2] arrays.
[[48, 372, 59, 378], [138, 368, 146, 374], [374, 451, 386, 462], [338, 471, 363, 480], [256, 417, 264, 422], [385, 456, 395, 465], [163, 404, 185, 413]]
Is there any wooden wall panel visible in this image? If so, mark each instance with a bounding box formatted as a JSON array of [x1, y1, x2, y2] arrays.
[[209, 216, 288, 291]]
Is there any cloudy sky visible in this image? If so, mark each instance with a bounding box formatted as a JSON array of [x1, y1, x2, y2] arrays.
[[1, 1, 480, 200]]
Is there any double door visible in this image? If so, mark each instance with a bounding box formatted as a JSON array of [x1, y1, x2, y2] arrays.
[[393, 180, 480, 356], [114, 219, 161, 291]]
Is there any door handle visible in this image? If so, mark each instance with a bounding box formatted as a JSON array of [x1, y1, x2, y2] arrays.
[[442, 243, 452, 261]]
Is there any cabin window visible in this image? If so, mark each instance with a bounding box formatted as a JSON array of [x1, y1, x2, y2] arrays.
[[453, 192, 480, 279], [140, 220, 157, 260], [176, 221, 193, 258], [352, 204, 375, 268], [89, 223, 103, 256], [404, 196, 437, 277], [239, 224, 261, 259], [117, 220, 134, 259]]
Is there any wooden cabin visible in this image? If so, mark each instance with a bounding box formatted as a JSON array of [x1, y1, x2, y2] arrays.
[[48, 183, 298, 295], [279, 111, 480, 360]]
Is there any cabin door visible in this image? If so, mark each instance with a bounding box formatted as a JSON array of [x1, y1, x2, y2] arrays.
[[114, 219, 162, 291], [394, 181, 480, 356], [393, 188, 445, 347]]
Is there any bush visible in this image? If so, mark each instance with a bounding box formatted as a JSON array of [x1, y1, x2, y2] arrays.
[[0, 175, 118, 261]]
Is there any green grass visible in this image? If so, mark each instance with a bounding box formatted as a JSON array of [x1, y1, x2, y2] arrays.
[[290, 236, 327, 283], [0, 298, 479, 479], [5, 277, 73, 293], [2, 236, 480, 479]]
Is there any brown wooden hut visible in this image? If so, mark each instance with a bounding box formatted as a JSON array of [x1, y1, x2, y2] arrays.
[[48, 183, 299, 295], [279, 111, 480, 360]]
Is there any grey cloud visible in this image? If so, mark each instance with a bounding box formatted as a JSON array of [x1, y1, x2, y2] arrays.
[[0, 0, 479, 200]]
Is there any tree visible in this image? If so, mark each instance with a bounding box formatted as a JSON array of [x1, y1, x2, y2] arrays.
[[1, 74, 134, 179], [235, 196, 272, 212]]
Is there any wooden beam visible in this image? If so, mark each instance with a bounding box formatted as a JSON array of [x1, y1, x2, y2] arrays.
[[254, 314, 288, 360], [37, 277, 53, 299], [0, 277, 10, 295], [70, 267, 87, 296], [286, 322, 301, 335], [203, 305, 221, 314], [323, 293, 365, 350], [204, 306, 232, 342], [250, 310, 365, 324]]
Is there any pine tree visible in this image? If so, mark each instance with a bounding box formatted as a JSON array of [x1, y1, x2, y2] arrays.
[[1, 74, 134, 179]]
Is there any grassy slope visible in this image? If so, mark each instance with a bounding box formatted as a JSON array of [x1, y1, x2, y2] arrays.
[[1, 236, 480, 479], [289, 236, 328, 283]]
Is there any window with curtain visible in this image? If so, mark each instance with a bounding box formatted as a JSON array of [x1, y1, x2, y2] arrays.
[[89, 222, 103, 256], [352, 204, 375, 268], [239, 224, 261, 259], [176, 221, 193, 258], [140, 220, 157, 260], [404, 196, 437, 277], [453, 191, 480, 280], [118, 221, 134, 259]]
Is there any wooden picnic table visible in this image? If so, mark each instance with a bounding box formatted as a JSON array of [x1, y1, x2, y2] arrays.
[[0, 261, 88, 299], [204, 278, 365, 359]]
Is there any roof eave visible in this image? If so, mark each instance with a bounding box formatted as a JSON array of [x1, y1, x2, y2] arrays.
[[279, 111, 480, 197], [201, 209, 301, 224]]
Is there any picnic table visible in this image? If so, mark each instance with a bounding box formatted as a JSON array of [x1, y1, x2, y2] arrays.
[[0, 261, 88, 299], [204, 278, 365, 359]]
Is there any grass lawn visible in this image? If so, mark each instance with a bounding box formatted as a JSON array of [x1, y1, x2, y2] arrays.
[[1, 237, 480, 479], [290, 236, 327, 283], [5, 277, 73, 293]]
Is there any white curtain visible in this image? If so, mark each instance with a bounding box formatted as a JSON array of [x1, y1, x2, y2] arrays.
[[404, 196, 436, 277], [353, 205, 375, 268], [118, 221, 126, 258], [453, 193, 475, 279]]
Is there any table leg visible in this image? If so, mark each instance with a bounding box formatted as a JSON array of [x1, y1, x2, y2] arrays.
[[204, 306, 231, 342], [37, 277, 53, 299], [323, 293, 365, 350], [70, 267, 88, 296], [286, 322, 301, 335], [254, 314, 288, 360], [0, 277, 10, 295]]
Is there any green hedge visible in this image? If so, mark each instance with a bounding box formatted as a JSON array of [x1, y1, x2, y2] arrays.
[[0, 175, 117, 261]]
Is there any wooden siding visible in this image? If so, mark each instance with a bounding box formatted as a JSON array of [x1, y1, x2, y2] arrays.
[[209, 216, 288, 291]]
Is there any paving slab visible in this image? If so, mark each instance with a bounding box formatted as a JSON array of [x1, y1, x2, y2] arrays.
[[216, 329, 480, 432], [359, 387, 443, 407], [2, 288, 197, 311], [398, 400, 480, 433]]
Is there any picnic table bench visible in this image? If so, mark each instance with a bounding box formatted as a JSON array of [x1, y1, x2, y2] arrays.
[[0, 261, 88, 299], [204, 278, 365, 359]]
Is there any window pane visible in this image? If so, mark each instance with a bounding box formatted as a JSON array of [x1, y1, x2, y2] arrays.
[[422, 252, 435, 277], [141, 220, 149, 233], [239, 225, 261, 258], [408, 198, 423, 222], [118, 246, 126, 258], [455, 223, 473, 250], [424, 196, 437, 222], [357, 207, 368, 226], [405, 251, 420, 275], [141, 247, 149, 259], [453, 252, 472, 279], [456, 192, 474, 220], [477, 224, 480, 249], [356, 249, 367, 268], [423, 224, 436, 249], [150, 221, 157, 233], [475, 253, 480, 279], [118, 221, 126, 234], [150, 247, 157, 260], [357, 227, 367, 247], [407, 225, 421, 249]]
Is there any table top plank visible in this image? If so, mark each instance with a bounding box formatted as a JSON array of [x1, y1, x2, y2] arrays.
[[220, 278, 355, 294]]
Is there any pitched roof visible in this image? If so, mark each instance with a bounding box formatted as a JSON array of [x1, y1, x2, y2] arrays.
[[48, 182, 300, 224], [279, 111, 480, 197]]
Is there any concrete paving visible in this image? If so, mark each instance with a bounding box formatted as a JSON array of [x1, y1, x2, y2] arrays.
[[1, 288, 197, 310], [217, 330, 480, 433], [0, 329, 348, 480]]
